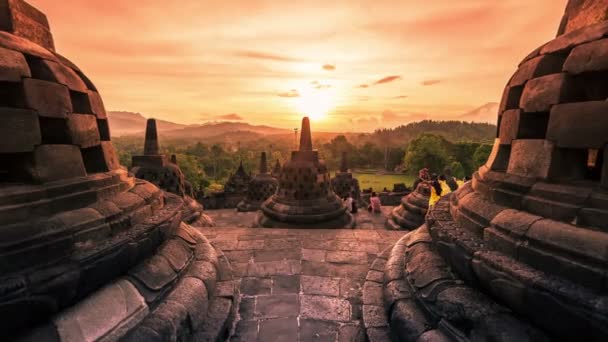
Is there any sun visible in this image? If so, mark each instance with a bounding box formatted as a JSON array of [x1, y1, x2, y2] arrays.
[[294, 86, 335, 121]]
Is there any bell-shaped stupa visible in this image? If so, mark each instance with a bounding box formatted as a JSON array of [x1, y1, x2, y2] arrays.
[[369, 1, 608, 340], [0, 1, 232, 339], [256, 117, 355, 228], [330, 151, 361, 203], [237, 152, 279, 212]]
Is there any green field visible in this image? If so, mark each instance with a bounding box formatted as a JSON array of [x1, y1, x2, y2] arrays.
[[332, 172, 416, 192]]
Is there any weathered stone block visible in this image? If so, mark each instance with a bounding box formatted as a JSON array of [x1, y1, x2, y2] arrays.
[[258, 318, 298, 342], [53, 280, 148, 342], [507, 140, 555, 179], [33, 144, 86, 182], [509, 54, 565, 87], [544, 20, 608, 54], [1, 0, 55, 51], [255, 294, 299, 319], [23, 78, 71, 118], [166, 277, 208, 330], [87, 90, 106, 118], [547, 101, 608, 149], [526, 219, 608, 263], [99, 141, 120, 171], [67, 114, 100, 148], [129, 254, 177, 292], [300, 295, 350, 321], [485, 139, 511, 171], [499, 85, 524, 112], [42, 59, 87, 92], [520, 73, 578, 112], [0, 45, 29, 81], [564, 38, 608, 74], [498, 109, 521, 145], [0, 107, 39, 152]]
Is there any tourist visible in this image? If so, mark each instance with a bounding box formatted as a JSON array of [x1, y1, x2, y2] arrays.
[[443, 168, 459, 191], [368, 192, 382, 213], [413, 167, 430, 189], [351, 192, 358, 214], [343, 194, 354, 214], [438, 175, 452, 196], [429, 174, 442, 207]]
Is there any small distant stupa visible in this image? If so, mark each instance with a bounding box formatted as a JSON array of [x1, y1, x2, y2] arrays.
[[237, 152, 279, 212], [272, 159, 282, 178], [330, 151, 361, 203], [256, 117, 355, 228], [224, 160, 252, 194]]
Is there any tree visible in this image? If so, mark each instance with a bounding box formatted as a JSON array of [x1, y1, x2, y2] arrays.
[[448, 161, 465, 179], [473, 144, 493, 169], [403, 134, 450, 175]]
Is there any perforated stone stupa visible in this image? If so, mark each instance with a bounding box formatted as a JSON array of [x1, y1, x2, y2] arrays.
[[330, 151, 361, 203], [131, 119, 185, 196], [386, 181, 430, 230], [271, 158, 282, 178], [132, 121, 213, 226], [224, 160, 251, 195], [237, 152, 278, 212], [368, 1, 608, 340], [256, 117, 354, 228], [0, 1, 233, 340]]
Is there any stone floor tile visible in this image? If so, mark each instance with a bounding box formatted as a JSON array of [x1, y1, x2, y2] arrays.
[[300, 295, 351, 321], [255, 294, 299, 319], [258, 317, 298, 342], [240, 277, 272, 296], [301, 275, 340, 296], [272, 275, 300, 294]]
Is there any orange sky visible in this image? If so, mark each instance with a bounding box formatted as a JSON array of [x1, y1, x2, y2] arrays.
[[29, 0, 567, 131]]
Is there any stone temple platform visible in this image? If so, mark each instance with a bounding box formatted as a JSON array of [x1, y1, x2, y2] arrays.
[[198, 222, 407, 341]]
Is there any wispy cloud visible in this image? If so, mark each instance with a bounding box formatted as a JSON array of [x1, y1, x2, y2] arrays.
[[393, 95, 408, 99], [215, 113, 244, 120], [422, 79, 442, 86], [277, 89, 300, 98], [233, 50, 304, 62], [356, 84, 369, 88], [374, 75, 401, 85], [322, 64, 336, 71]]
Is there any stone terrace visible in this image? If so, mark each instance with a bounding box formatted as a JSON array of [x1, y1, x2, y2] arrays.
[[199, 208, 405, 342]]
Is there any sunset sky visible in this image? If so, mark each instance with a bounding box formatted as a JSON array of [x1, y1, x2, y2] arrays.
[[29, 0, 566, 131]]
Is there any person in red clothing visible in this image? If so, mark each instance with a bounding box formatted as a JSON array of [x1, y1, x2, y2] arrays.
[[368, 192, 382, 213]]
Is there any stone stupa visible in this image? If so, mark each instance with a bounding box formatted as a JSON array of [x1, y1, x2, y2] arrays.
[[256, 117, 355, 228], [0, 1, 233, 340], [385, 181, 431, 230], [237, 152, 278, 212], [131, 119, 213, 226], [224, 160, 251, 195], [330, 151, 361, 203], [368, 1, 608, 340], [271, 159, 282, 178]]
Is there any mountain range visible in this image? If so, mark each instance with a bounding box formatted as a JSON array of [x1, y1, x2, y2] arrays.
[[108, 103, 499, 140], [107, 111, 290, 138]]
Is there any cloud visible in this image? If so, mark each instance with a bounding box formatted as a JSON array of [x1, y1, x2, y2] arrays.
[[233, 50, 303, 62], [215, 113, 244, 121], [277, 89, 300, 98], [374, 75, 401, 85], [393, 95, 408, 99], [356, 84, 369, 88], [322, 64, 336, 71], [315, 84, 332, 90], [422, 79, 442, 86]]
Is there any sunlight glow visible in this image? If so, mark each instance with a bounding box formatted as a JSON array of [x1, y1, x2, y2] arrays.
[[294, 84, 336, 121]]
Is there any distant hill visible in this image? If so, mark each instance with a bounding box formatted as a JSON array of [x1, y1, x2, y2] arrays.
[[108, 111, 290, 138], [371, 120, 496, 146], [108, 111, 188, 136], [459, 102, 499, 123]]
